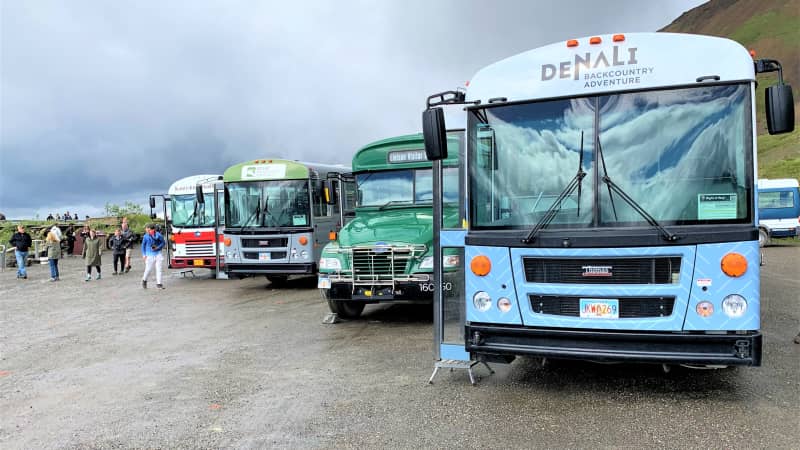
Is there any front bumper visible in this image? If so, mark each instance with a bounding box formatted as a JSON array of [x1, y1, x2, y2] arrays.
[[323, 280, 434, 303], [225, 263, 315, 275], [466, 324, 762, 366], [170, 257, 224, 269]]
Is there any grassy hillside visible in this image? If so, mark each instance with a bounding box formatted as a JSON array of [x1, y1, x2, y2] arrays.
[[661, 0, 800, 180]]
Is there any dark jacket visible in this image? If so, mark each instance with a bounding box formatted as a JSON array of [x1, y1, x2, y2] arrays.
[[82, 237, 102, 266], [109, 235, 127, 255], [121, 228, 134, 249], [9, 232, 32, 252]]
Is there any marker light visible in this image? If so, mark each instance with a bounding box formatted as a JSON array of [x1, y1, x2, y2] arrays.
[[566, 39, 579, 47], [721, 252, 748, 277], [224, 238, 232, 246], [589, 36, 602, 44], [470, 255, 491, 276], [169, 235, 175, 242], [722, 294, 748, 318], [473, 291, 492, 312], [749, 49, 756, 58], [329, 232, 337, 241], [696, 301, 714, 317], [298, 236, 309, 245], [498, 297, 512, 313], [613, 34, 625, 42]]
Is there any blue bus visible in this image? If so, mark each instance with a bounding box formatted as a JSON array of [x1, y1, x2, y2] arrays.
[[757, 178, 800, 246], [423, 32, 795, 376]]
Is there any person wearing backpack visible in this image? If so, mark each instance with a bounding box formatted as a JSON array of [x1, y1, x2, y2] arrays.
[[141, 223, 166, 289]]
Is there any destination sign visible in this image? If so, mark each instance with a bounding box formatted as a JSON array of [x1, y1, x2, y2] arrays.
[[388, 150, 427, 164]]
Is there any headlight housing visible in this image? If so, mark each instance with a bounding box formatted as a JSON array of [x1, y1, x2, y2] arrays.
[[419, 255, 461, 269], [473, 291, 492, 312], [721, 294, 747, 318], [320, 257, 341, 270]]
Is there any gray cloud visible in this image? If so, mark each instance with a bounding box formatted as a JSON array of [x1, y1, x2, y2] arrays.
[[0, 0, 706, 219]]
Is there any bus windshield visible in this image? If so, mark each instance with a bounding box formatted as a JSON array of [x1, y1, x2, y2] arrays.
[[469, 83, 753, 229], [171, 194, 216, 228], [225, 179, 310, 228], [355, 168, 459, 208]]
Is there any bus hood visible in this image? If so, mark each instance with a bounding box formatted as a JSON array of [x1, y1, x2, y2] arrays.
[[338, 208, 434, 249]]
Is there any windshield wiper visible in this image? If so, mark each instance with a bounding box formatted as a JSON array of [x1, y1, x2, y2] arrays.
[[378, 200, 413, 210], [596, 139, 679, 242], [523, 132, 587, 244], [239, 202, 261, 233]]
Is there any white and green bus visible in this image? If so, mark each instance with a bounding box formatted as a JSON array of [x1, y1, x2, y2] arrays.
[[222, 159, 350, 284]]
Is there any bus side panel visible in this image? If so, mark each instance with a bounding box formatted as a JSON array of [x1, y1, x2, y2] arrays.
[[683, 240, 760, 331]]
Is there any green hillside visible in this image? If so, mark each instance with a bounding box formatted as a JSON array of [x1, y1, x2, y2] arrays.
[[661, 0, 800, 180]]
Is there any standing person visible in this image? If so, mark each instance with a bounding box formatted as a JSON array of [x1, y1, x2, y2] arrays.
[[82, 228, 102, 281], [46, 230, 61, 281], [8, 225, 32, 279], [121, 220, 134, 273], [141, 224, 166, 289], [66, 225, 76, 256], [109, 228, 127, 275]]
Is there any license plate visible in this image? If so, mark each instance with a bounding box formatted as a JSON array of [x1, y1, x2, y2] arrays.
[[579, 298, 619, 319], [259, 253, 271, 261], [193, 259, 204, 266], [317, 277, 331, 289]]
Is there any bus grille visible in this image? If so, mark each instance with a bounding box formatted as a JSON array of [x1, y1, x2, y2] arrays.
[[522, 257, 681, 284], [185, 241, 215, 256], [241, 238, 288, 248], [529, 295, 675, 318], [351, 247, 416, 281]]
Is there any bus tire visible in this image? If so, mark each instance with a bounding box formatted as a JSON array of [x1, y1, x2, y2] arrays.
[[758, 228, 770, 247], [266, 275, 288, 286], [327, 299, 364, 319]]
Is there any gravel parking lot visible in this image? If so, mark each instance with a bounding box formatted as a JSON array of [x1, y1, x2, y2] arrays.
[[1, 245, 798, 449]]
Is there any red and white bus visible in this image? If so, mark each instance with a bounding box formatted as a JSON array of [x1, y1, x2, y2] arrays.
[[167, 174, 225, 269]]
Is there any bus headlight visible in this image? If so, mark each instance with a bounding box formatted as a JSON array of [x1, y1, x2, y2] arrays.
[[419, 255, 460, 269], [473, 291, 492, 312], [320, 257, 341, 270], [722, 294, 747, 318], [497, 297, 512, 313], [301, 250, 309, 259]]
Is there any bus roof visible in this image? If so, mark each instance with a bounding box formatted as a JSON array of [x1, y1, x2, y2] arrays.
[[168, 174, 222, 195], [466, 32, 754, 104], [223, 159, 349, 182], [352, 132, 460, 172], [758, 178, 799, 189]]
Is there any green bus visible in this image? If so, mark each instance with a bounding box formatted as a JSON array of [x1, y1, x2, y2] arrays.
[[223, 159, 350, 284], [317, 132, 462, 318]]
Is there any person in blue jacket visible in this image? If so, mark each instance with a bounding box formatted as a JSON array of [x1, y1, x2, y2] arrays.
[[141, 223, 166, 289]]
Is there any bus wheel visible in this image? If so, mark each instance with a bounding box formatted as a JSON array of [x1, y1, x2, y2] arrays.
[[327, 299, 364, 319], [266, 275, 288, 287], [758, 228, 770, 247]]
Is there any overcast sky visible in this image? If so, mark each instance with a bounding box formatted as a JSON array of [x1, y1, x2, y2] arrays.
[[0, 0, 706, 220]]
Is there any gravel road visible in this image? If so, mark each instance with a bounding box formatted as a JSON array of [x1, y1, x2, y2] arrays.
[[1, 245, 798, 449]]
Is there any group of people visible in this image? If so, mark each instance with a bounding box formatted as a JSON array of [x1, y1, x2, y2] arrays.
[[7, 220, 166, 288], [45, 212, 82, 221]]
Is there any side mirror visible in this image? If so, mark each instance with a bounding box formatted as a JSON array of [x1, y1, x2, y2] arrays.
[[196, 185, 205, 204], [765, 84, 795, 134], [323, 180, 337, 205], [422, 107, 447, 161], [149, 197, 156, 208]]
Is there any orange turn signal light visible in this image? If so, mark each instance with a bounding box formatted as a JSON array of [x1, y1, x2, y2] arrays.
[[721, 252, 747, 277], [749, 49, 756, 58], [298, 236, 308, 245], [566, 39, 579, 48], [589, 36, 602, 44], [223, 238, 232, 247], [329, 232, 337, 241], [470, 255, 491, 276]]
